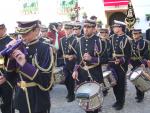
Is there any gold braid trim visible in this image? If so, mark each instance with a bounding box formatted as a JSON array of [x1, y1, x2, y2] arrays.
[[34, 47, 54, 72], [19, 69, 39, 80], [60, 39, 66, 64], [5, 58, 15, 72], [34, 46, 55, 91]]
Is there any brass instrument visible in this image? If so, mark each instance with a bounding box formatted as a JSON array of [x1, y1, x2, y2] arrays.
[[0, 39, 22, 57]]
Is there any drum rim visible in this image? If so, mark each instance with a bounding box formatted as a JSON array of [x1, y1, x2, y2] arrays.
[[129, 70, 142, 81], [84, 104, 101, 111], [75, 81, 102, 98]]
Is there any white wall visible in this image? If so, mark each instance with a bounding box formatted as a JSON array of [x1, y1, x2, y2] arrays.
[[132, 0, 150, 32], [79, 0, 107, 25]]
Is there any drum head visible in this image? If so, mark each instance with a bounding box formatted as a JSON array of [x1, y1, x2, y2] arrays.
[[54, 67, 63, 74], [103, 71, 111, 78], [76, 82, 100, 97], [130, 70, 142, 80]]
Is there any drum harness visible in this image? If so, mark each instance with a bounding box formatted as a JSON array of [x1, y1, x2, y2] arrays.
[[75, 38, 111, 90]]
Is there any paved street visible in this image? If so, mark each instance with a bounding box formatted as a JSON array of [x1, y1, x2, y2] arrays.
[[51, 80, 150, 113]]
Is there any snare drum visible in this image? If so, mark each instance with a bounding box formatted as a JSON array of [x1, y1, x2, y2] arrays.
[[53, 67, 65, 84], [129, 67, 150, 92], [75, 81, 103, 111], [103, 71, 117, 87]]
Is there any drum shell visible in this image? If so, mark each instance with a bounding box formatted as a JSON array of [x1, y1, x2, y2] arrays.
[[129, 67, 150, 92], [53, 67, 65, 84], [75, 82, 103, 111]]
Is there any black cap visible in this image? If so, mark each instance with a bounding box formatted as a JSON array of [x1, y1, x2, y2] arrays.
[[113, 20, 126, 27], [132, 29, 142, 34], [16, 20, 41, 34], [73, 22, 82, 30], [41, 25, 48, 32], [90, 16, 97, 20], [99, 28, 108, 33], [64, 23, 74, 29], [84, 20, 96, 27], [0, 23, 5, 29]]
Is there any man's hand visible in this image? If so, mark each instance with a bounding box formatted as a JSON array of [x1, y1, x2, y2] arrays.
[[115, 59, 120, 64], [83, 53, 92, 61], [72, 71, 79, 81], [140, 64, 145, 68], [147, 60, 150, 68], [12, 49, 26, 67], [68, 55, 75, 61], [0, 76, 6, 85]]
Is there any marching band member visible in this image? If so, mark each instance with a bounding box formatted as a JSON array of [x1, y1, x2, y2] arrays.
[[98, 28, 112, 96], [0, 23, 15, 113], [47, 22, 65, 49], [5, 20, 55, 113], [109, 20, 131, 110], [130, 29, 149, 103], [73, 22, 83, 42], [57, 23, 77, 102], [72, 20, 108, 113]]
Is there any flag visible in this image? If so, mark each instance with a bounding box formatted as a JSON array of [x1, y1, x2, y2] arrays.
[[125, 1, 136, 31]]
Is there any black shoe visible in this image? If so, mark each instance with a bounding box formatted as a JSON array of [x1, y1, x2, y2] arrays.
[[135, 96, 138, 99], [103, 90, 108, 97], [66, 94, 69, 99], [136, 98, 143, 103], [115, 104, 123, 110], [112, 102, 118, 108], [67, 95, 75, 102]]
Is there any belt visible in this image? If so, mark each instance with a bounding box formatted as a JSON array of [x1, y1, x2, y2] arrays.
[[17, 81, 37, 88], [113, 53, 124, 58], [131, 57, 142, 60], [82, 64, 99, 70]]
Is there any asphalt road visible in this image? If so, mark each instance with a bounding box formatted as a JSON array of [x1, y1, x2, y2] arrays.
[[50, 80, 150, 113]]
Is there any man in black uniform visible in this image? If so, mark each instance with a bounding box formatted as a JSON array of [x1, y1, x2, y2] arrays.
[[57, 23, 77, 102], [72, 20, 108, 113], [109, 20, 131, 110], [73, 22, 83, 42], [146, 23, 150, 41], [0, 23, 15, 113], [5, 20, 54, 113], [130, 29, 149, 103]]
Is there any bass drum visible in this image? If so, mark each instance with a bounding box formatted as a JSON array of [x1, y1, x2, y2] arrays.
[[75, 81, 103, 111]]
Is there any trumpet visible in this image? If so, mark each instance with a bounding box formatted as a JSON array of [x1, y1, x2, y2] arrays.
[[0, 39, 23, 57]]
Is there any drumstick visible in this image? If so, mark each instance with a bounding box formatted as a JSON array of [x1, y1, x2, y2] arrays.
[[108, 61, 115, 63]]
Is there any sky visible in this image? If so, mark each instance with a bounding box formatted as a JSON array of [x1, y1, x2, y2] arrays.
[[1, 0, 150, 33], [0, 0, 106, 33]]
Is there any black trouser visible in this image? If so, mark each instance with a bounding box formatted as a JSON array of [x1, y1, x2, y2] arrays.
[[19, 110, 50, 113], [0, 82, 14, 113], [64, 68, 75, 97], [135, 86, 144, 99], [86, 109, 99, 113], [112, 65, 126, 106]]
